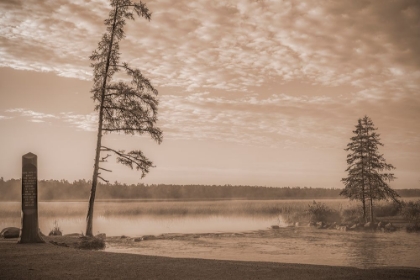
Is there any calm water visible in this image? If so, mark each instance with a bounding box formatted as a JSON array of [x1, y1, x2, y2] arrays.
[[106, 227, 420, 269], [1, 200, 419, 268]]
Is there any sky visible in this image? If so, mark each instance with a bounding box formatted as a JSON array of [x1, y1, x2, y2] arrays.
[[0, 0, 419, 189]]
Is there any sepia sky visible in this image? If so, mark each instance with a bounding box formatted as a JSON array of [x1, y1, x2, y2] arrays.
[[0, 0, 419, 189]]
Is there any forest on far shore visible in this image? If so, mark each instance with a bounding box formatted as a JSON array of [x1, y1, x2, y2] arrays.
[[1, 178, 419, 201]]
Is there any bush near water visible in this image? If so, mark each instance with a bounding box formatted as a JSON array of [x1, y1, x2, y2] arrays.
[[281, 200, 420, 233]]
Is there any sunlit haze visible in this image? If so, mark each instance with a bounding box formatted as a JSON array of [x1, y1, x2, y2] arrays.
[[0, 0, 419, 188]]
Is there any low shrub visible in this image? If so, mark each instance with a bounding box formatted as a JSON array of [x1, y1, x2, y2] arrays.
[[401, 200, 420, 225], [48, 220, 62, 236], [341, 205, 364, 224], [306, 201, 340, 224], [374, 201, 402, 217], [281, 206, 309, 224]]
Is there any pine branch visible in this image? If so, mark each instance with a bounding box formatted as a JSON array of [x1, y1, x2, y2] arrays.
[[99, 154, 112, 162], [101, 145, 154, 178], [99, 167, 113, 172], [98, 175, 109, 183]]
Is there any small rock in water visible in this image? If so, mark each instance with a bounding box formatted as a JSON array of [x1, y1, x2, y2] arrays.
[[364, 222, 372, 228], [339, 226, 348, 231], [271, 225, 280, 229], [1, 227, 20, 238], [384, 223, 396, 232], [141, 235, 156, 241], [329, 222, 337, 229]]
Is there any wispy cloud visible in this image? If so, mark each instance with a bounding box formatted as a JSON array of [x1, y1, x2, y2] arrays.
[[29, 119, 46, 123], [6, 108, 58, 120], [1, 0, 419, 150], [60, 112, 98, 132], [159, 94, 343, 148], [0, 115, 12, 120], [1, 0, 419, 97], [185, 92, 334, 106], [3, 108, 98, 131]]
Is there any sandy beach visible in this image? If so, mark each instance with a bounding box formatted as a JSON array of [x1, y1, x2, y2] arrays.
[[1, 238, 419, 280]]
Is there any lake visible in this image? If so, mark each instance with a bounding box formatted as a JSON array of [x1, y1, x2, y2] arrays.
[[1, 199, 419, 268]]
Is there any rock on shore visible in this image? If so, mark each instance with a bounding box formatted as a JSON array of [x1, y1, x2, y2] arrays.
[[1, 227, 20, 238]]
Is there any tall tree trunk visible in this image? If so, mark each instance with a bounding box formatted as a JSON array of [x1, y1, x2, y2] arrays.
[[368, 177, 374, 223], [359, 135, 366, 223], [365, 121, 373, 223], [86, 7, 119, 237], [362, 192, 366, 223]]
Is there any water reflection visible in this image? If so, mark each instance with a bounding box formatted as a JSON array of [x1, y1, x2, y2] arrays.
[[346, 232, 381, 268], [94, 216, 277, 236], [0, 215, 279, 236], [0, 201, 285, 236], [344, 230, 420, 268]]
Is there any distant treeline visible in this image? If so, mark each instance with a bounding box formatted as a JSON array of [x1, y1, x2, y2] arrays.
[[1, 178, 419, 201]]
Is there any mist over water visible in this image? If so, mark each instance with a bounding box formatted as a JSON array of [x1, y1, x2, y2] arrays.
[[0, 200, 289, 236], [2, 214, 275, 237]]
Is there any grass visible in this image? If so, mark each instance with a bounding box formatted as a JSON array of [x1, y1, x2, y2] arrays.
[[45, 235, 106, 250]]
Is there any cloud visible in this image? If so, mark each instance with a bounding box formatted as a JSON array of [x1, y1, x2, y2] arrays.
[[3, 108, 98, 131], [158, 93, 344, 148], [1, 0, 419, 97], [6, 108, 58, 120], [0, 0, 104, 79], [29, 119, 45, 123], [1, 0, 419, 150], [185, 92, 334, 106], [60, 112, 98, 132]]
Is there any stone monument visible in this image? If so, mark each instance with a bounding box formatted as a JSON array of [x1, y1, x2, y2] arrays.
[[19, 152, 44, 243]]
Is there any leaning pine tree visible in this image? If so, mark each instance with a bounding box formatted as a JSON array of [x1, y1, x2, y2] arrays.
[[341, 116, 399, 223], [86, 0, 162, 237]]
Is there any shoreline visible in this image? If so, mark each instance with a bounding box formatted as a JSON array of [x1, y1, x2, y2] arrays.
[[1, 238, 419, 279]]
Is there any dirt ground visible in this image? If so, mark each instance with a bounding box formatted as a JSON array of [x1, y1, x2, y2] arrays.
[[1, 238, 419, 280]]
